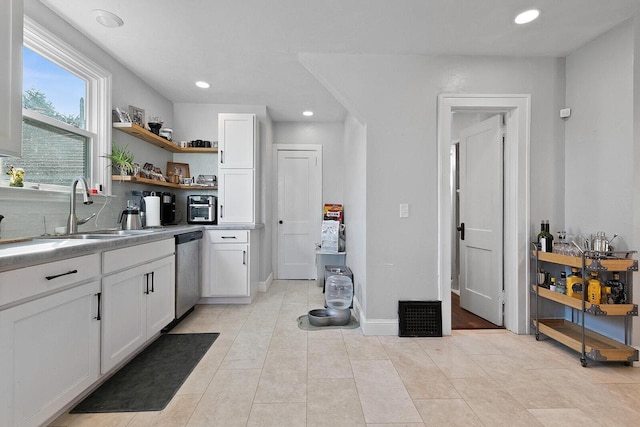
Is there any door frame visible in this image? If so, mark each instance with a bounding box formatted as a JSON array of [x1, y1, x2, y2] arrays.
[[272, 144, 323, 279], [437, 94, 531, 335]]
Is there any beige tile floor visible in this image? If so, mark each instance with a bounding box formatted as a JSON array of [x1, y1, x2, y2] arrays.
[[51, 280, 640, 427]]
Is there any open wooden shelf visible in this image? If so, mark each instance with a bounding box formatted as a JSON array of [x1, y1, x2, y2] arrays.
[[113, 122, 218, 154], [534, 318, 638, 363], [532, 250, 637, 271], [112, 175, 218, 190], [531, 285, 638, 316]]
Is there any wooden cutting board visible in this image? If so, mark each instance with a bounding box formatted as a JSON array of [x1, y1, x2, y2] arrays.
[[0, 237, 33, 245]]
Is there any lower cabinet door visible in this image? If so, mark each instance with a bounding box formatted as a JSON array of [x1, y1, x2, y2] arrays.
[[0, 281, 101, 427], [145, 256, 175, 336], [101, 266, 146, 373], [210, 243, 249, 296]]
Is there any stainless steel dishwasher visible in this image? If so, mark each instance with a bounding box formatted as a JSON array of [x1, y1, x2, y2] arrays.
[[167, 230, 203, 330]]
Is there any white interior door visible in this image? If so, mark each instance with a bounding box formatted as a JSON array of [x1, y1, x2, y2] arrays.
[[276, 148, 321, 279], [458, 114, 504, 326]]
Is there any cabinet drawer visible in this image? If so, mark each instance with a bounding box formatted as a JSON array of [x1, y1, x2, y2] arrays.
[[103, 238, 174, 275], [207, 230, 248, 243], [0, 253, 101, 309]]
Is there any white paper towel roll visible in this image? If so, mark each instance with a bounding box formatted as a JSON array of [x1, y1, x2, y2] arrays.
[[144, 195, 161, 227]]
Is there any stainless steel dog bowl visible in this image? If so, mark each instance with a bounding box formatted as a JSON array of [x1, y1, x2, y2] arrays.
[[307, 308, 351, 327]]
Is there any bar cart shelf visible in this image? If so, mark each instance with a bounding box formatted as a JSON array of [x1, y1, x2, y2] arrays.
[[531, 245, 638, 367]]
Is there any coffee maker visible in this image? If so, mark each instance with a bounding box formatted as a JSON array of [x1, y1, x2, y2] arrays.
[[160, 192, 176, 225]]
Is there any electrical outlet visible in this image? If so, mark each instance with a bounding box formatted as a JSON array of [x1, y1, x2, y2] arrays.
[[400, 203, 409, 218]]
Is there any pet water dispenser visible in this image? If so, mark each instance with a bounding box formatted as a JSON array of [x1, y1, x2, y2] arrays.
[[308, 275, 353, 326]]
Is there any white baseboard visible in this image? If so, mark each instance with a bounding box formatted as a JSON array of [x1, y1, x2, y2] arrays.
[[259, 272, 273, 292], [352, 297, 398, 336], [199, 296, 252, 304]]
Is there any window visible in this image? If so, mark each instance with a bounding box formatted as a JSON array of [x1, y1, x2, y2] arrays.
[[1, 17, 111, 192]]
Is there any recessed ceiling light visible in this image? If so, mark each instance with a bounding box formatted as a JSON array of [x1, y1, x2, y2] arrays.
[[302, 111, 314, 117], [195, 81, 210, 89], [514, 9, 540, 24], [92, 9, 124, 28]]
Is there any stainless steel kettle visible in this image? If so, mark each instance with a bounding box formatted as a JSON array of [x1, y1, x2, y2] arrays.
[[119, 206, 142, 230]]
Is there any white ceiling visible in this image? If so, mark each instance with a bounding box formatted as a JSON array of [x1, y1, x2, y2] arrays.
[[41, 0, 640, 122]]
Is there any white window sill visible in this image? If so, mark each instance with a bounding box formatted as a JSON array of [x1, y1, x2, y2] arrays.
[[0, 182, 114, 202]]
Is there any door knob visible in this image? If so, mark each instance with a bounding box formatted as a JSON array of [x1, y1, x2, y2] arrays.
[[457, 223, 465, 240]]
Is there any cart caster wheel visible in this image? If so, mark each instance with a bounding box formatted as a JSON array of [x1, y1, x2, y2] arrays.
[[580, 358, 588, 367], [535, 333, 540, 341]]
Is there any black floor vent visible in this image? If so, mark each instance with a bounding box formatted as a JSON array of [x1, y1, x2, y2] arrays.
[[398, 301, 442, 337]]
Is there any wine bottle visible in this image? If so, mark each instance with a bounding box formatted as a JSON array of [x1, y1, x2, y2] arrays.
[[543, 220, 554, 252], [537, 220, 546, 252]]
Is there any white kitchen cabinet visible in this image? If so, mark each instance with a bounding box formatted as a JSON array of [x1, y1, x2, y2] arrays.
[[202, 229, 258, 300], [209, 243, 249, 296], [101, 239, 175, 373], [218, 113, 256, 168], [218, 169, 255, 223], [0, 0, 23, 157], [217, 113, 258, 224], [0, 281, 100, 427]]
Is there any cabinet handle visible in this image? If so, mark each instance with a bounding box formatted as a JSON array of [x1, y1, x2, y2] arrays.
[[220, 205, 223, 218], [221, 236, 237, 239], [95, 292, 101, 321], [150, 271, 155, 293], [220, 150, 224, 164], [45, 269, 78, 280], [144, 273, 150, 295], [243, 250, 247, 265], [457, 223, 465, 240]]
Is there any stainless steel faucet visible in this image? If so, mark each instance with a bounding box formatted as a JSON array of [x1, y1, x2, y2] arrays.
[[66, 176, 95, 234]]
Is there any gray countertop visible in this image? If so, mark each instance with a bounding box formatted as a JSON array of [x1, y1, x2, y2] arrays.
[[0, 223, 264, 272]]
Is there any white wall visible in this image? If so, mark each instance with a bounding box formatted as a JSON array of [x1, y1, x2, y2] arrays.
[[342, 114, 367, 312], [301, 53, 566, 325], [273, 122, 344, 204], [633, 17, 640, 348], [565, 20, 635, 250], [565, 19, 637, 343], [173, 103, 274, 283]]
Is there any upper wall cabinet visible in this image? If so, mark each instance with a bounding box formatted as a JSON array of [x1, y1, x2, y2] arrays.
[[0, 0, 23, 157], [218, 114, 256, 169]]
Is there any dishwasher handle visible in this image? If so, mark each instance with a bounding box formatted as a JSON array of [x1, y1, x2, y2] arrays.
[[175, 230, 203, 244]]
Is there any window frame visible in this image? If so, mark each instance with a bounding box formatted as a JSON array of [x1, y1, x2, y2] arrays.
[[20, 16, 112, 194]]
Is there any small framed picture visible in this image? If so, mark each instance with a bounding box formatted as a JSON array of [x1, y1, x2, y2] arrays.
[[114, 107, 130, 122], [167, 162, 190, 179], [129, 105, 145, 127]]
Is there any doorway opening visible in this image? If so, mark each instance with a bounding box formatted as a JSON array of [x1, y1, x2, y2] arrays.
[[451, 112, 506, 330], [437, 94, 531, 335]]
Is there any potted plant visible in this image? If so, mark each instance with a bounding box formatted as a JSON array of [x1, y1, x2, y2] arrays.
[[6, 165, 24, 187], [103, 142, 135, 176]]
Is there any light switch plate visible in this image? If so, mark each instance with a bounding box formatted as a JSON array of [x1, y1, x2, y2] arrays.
[[400, 203, 409, 218]]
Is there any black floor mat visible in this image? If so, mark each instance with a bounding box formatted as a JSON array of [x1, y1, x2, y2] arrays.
[[71, 333, 218, 413]]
